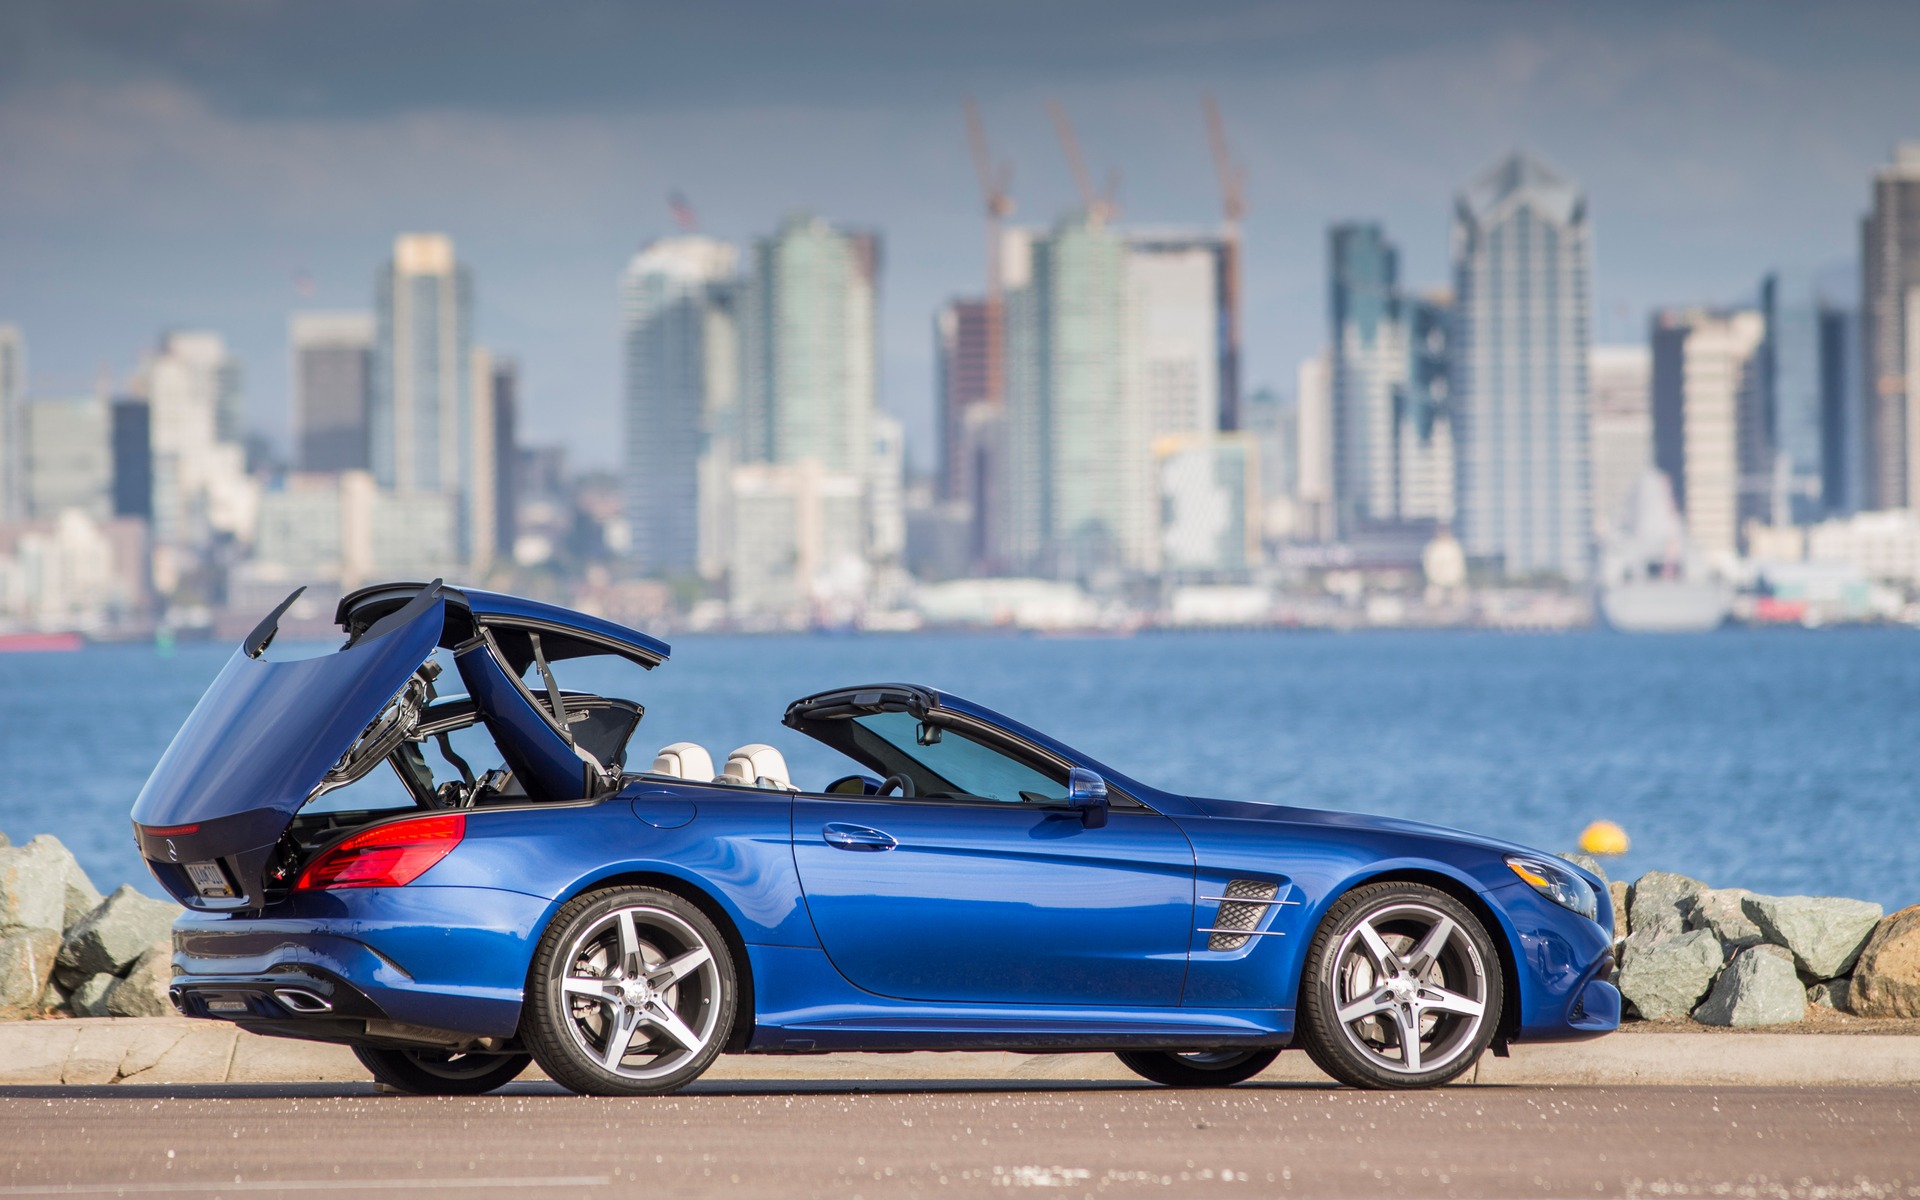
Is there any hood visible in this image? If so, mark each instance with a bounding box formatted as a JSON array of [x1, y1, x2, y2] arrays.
[[131, 585, 448, 909], [1185, 794, 1559, 866]]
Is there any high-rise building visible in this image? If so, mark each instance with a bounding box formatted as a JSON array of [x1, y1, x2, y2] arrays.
[[1589, 345, 1652, 537], [111, 397, 152, 520], [141, 330, 253, 559], [934, 297, 1006, 571], [0, 325, 22, 522], [1651, 308, 1768, 565], [491, 358, 518, 559], [374, 233, 492, 567], [1004, 215, 1153, 576], [1452, 152, 1594, 581], [1129, 232, 1225, 443], [740, 215, 877, 477], [621, 236, 738, 576], [1327, 226, 1453, 535], [1329, 224, 1403, 534], [291, 311, 374, 472], [1861, 143, 1920, 510], [935, 298, 991, 502], [1294, 353, 1335, 542], [1155, 432, 1257, 574], [25, 396, 111, 520], [1820, 306, 1864, 514]]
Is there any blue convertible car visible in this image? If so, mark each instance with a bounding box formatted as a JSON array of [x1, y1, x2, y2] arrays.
[[132, 581, 1617, 1096]]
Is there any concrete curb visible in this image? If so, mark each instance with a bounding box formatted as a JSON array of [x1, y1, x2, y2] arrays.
[[3, 1018, 1917, 1087]]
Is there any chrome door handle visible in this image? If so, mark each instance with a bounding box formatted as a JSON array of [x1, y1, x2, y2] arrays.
[[822, 822, 897, 852]]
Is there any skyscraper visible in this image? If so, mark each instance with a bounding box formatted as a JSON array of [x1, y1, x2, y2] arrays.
[[1129, 232, 1225, 443], [1452, 152, 1594, 581], [1004, 214, 1153, 576], [374, 233, 488, 566], [0, 325, 21, 523], [621, 236, 738, 576], [935, 298, 991, 503], [291, 312, 374, 472], [1589, 344, 1652, 536], [1329, 223, 1402, 534], [111, 397, 152, 520], [1860, 143, 1920, 510], [740, 215, 878, 477], [25, 396, 110, 520], [1651, 308, 1768, 564], [142, 330, 251, 556], [1820, 305, 1863, 514]]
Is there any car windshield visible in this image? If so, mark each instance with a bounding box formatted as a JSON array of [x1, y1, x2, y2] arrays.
[[848, 711, 1065, 804]]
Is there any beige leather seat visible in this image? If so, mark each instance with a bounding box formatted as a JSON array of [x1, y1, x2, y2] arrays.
[[720, 744, 794, 790], [650, 742, 715, 782]]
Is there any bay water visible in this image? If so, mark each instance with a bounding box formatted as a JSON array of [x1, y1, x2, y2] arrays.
[[1, 628, 1913, 909]]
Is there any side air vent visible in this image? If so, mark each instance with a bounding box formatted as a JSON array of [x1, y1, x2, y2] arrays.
[[1207, 879, 1280, 952]]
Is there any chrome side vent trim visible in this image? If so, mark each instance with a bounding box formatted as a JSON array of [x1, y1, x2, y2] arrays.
[[1208, 879, 1280, 951]]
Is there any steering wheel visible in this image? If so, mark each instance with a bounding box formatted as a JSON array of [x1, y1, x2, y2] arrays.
[[877, 773, 916, 798]]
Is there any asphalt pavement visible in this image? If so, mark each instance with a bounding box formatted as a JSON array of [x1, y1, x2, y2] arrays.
[[1, 1078, 1915, 1198]]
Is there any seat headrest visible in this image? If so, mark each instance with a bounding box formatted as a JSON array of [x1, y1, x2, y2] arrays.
[[650, 742, 715, 781], [721, 743, 794, 790]]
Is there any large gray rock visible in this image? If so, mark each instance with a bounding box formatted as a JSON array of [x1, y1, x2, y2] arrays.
[[1808, 977, 1853, 1013], [105, 941, 175, 1018], [1687, 887, 1765, 951], [1741, 893, 1883, 980], [1608, 880, 1630, 943], [68, 971, 117, 1019], [1618, 928, 1725, 1020], [57, 885, 178, 980], [61, 859, 102, 934], [1628, 872, 1707, 941], [0, 836, 76, 1018], [1694, 945, 1807, 1026], [1851, 906, 1920, 1019]]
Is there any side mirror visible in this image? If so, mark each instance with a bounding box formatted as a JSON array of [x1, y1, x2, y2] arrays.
[[1066, 767, 1109, 828]]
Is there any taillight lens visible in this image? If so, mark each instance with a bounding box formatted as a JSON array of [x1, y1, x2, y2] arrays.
[[294, 814, 466, 891]]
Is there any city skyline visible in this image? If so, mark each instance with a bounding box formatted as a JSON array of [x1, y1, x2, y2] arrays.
[[4, 2, 1916, 471]]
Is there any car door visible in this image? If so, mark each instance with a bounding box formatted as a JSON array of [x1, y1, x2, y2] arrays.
[[789, 711, 1195, 1007]]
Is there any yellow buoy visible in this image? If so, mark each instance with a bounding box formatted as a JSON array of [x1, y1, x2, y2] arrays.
[[1578, 820, 1630, 856]]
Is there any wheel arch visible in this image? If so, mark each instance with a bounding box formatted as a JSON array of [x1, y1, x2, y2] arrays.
[[1318, 866, 1522, 1050], [543, 869, 759, 1054]]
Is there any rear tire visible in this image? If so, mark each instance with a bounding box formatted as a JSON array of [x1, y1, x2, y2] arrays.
[[523, 886, 737, 1097], [1297, 881, 1502, 1090], [1115, 1048, 1279, 1087], [352, 1046, 530, 1095]]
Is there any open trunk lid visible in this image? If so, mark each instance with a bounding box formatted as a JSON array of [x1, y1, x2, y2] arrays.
[[132, 585, 448, 910]]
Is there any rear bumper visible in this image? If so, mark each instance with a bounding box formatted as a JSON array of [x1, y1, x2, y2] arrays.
[[170, 884, 553, 1041]]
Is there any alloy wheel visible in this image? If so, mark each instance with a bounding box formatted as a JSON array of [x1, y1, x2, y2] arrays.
[[557, 904, 724, 1082], [1327, 901, 1488, 1076]]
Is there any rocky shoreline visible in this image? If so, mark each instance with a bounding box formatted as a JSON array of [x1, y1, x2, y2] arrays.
[[1566, 852, 1920, 1026], [0, 833, 175, 1019], [6, 830, 1916, 1029]]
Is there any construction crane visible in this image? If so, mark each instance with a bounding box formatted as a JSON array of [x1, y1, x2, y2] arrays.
[[1204, 94, 1246, 430], [962, 97, 1013, 416], [1047, 100, 1119, 226]]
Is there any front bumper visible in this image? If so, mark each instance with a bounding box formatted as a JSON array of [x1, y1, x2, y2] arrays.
[[169, 885, 554, 1041]]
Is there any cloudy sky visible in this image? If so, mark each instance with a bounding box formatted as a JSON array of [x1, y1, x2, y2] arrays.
[[2, 0, 1916, 469]]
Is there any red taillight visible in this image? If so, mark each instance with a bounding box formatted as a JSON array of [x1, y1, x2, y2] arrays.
[[294, 813, 466, 891], [143, 823, 201, 837]]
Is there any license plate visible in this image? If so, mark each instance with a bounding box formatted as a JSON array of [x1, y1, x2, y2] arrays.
[[185, 861, 234, 898]]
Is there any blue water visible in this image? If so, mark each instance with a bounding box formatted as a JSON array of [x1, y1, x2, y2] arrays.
[[1, 630, 1915, 909]]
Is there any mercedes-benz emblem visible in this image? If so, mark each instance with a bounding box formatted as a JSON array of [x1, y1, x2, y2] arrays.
[[165, 839, 179, 862]]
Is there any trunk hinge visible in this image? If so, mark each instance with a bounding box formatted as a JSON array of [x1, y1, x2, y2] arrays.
[[527, 631, 573, 745]]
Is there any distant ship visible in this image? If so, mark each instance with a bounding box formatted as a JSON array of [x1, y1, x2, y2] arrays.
[[1597, 471, 1732, 634], [0, 631, 84, 653]]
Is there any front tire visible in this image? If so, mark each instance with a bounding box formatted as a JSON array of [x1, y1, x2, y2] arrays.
[[1297, 882, 1502, 1089], [522, 886, 737, 1096], [1116, 1048, 1280, 1087], [352, 1046, 530, 1095]]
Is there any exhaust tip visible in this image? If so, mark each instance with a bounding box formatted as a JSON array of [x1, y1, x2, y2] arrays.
[[272, 988, 333, 1014]]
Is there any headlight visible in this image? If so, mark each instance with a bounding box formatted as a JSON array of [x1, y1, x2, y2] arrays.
[[1505, 855, 1598, 921]]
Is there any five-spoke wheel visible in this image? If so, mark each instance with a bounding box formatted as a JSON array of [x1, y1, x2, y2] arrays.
[[1297, 882, 1501, 1089], [523, 886, 736, 1096]]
